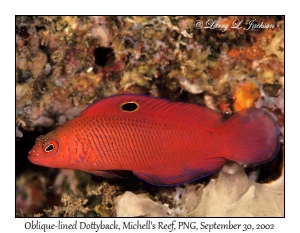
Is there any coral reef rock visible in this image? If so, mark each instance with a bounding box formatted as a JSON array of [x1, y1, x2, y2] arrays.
[[186, 163, 284, 217], [115, 163, 283, 217], [115, 191, 169, 217]]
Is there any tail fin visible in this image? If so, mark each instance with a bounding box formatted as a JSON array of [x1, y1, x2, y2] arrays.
[[221, 108, 280, 165]]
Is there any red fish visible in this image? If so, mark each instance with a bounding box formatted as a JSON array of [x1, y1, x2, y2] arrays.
[[28, 94, 279, 185]]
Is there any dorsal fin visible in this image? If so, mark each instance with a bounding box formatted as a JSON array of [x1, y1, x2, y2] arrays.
[[82, 94, 223, 128]]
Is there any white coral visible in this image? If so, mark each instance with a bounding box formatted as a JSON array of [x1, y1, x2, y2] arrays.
[[115, 163, 283, 217]]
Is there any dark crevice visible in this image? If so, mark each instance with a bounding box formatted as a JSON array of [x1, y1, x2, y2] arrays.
[[93, 47, 115, 67]]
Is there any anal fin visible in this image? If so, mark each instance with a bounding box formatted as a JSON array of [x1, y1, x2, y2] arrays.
[[133, 158, 226, 186]]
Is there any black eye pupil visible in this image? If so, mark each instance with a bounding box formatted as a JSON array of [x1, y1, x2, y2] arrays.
[[121, 102, 139, 112], [45, 144, 54, 152]]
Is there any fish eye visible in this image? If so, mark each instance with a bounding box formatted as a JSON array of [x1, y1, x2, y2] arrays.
[[45, 144, 54, 152], [120, 101, 139, 112], [42, 139, 60, 157]]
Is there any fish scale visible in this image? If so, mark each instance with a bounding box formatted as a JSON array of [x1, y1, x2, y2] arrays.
[[28, 94, 280, 185]]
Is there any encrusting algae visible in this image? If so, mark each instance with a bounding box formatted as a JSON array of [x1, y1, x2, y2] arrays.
[[233, 82, 260, 111], [16, 16, 284, 217]]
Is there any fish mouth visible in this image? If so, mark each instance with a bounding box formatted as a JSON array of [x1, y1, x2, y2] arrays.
[[28, 154, 37, 164], [28, 152, 42, 165], [28, 149, 34, 162]]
